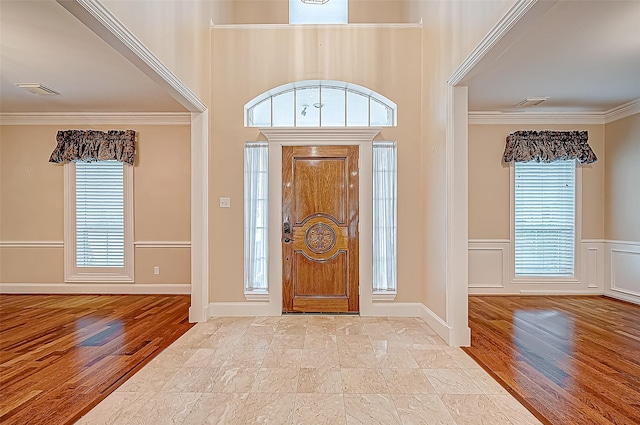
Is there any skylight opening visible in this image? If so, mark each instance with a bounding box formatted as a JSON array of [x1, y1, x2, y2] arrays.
[[289, 0, 348, 24]]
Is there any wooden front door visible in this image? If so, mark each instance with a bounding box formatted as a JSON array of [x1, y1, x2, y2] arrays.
[[282, 145, 359, 313]]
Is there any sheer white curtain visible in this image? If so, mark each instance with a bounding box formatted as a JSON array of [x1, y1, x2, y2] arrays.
[[244, 143, 269, 292], [373, 142, 397, 293]]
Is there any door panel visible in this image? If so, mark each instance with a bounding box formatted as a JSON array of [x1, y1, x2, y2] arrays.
[[282, 145, 359, 313]]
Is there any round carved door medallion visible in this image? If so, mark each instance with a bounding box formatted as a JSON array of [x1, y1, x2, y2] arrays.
[[305, 223, 336, 254]]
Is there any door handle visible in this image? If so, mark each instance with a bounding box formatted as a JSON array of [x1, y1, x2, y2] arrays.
[[283, 220, 292, 243]]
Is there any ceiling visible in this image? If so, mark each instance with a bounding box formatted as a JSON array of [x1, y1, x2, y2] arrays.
[[465, 0, 640, 113], [0, 0, 638, 115], [0, 0, 186, 113]]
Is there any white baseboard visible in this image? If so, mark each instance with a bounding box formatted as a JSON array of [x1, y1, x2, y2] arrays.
[[604, 290, 640, 306], [208, 302, 275, 317], [0, 283, 190, 295], [418, 303, 454, 346], [363, 302, 421, 317]]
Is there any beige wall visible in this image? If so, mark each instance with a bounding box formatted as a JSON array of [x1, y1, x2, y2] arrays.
[[407, 0, 516, 318], [0, 124, 191, 285], [102, 0, 216, 105], [468, 123, 606, 241], [209, 25, 422, 303], [605, 113, 640, 242]]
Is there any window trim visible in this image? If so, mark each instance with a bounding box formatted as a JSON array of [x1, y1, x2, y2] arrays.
[[64, 162, 134, 282], [509, 160, 582, 285]]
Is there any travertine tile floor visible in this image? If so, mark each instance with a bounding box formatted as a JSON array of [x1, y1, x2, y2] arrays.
[[76, 316, 542, 425]]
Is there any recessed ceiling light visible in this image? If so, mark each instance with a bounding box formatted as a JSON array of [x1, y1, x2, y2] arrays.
[[515, 97, 549, 107], [15, 83, 60, 95]]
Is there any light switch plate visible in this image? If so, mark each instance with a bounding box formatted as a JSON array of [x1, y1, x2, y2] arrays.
[[220, 197, 231, 208]]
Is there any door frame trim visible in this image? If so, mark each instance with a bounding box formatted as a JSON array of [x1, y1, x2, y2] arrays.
[[262, 128, 380, 315]]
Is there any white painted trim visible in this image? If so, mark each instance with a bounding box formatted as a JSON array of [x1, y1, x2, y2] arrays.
[[468, 111, 605, 125], [0, 241, 64, 248], [265, 130, 378, 318], [468, 239, 510, 244], [508, 161, 582, 285], [365, 302, 419, 317], [418, 303, 456, 347], [605, 291, 640, 305], [372, 292, 397, 301], [469, 239, 605, 295], [467, 99, 639, 125], [608, 246, 640, 302], [519, 289, 603, 295], [444, 85, 470, 346], [468, 241, 510, 289], [448, 0, 556, 85], [57, 0, 206, 113], [0, 112, 191, 126], [134, 241, 191, 248], [244, 292, 270, 301], [605, 240, 640, 246], [261, 128, 381, 142], [604, 99, 640, 124], [212, 23, 422, 30], [0, 283, 190, 295], [208, 302, 274, 317], [190, 111, 209, 322]]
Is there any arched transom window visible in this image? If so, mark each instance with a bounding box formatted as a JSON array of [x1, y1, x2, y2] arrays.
[[244, 80, 397, 127]]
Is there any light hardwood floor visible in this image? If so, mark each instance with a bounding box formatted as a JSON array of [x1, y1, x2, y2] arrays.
[[0, 294, 193, 425], [465, 295, 640, 425]]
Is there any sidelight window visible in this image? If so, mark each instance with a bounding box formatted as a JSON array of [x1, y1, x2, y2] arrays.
[[373, 142, 397, 294], [244, 143, 269, 294]]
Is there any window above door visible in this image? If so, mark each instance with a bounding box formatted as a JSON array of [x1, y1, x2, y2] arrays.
[[244, 80, 397, 128]]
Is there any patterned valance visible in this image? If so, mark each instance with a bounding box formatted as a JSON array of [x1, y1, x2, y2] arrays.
[[49, 130, 136, 165], [503, 130, 597, 164]]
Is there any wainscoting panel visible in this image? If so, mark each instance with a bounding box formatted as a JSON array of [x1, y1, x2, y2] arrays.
[[606, 241, 640, 304], [468, 240, 509, 289], [469, 239, 604, 295]]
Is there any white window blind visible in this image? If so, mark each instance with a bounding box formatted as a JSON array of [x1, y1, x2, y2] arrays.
[[244, 143, 269, 292], [373, 142, 397, 293], [514, 160, 575, 276], [75, 161, 125, 267]]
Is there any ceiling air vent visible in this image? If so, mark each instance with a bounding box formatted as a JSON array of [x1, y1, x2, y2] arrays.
[[515, 97, 549, 107], [15, 83, 60, 95]]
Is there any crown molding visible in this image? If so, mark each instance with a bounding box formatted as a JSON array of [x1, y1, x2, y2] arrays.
[[0, 112, 191, 126], [448, 0, 555, 86], [468, 111, 605, 125], [57, 0, 206, 113], [604, 98, 640, 124]]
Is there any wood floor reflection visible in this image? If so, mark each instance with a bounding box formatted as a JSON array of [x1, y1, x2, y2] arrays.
[[464, 296, 640, 425], [0, 294, 193, 425]]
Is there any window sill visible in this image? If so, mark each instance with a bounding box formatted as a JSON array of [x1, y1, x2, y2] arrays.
[[372, 291, 397, 301], [244, 291, 269, 301]]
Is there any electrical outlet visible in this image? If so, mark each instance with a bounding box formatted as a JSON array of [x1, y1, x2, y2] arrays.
[[154, 266, 160, 275], [220, 197, 231, 208]]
